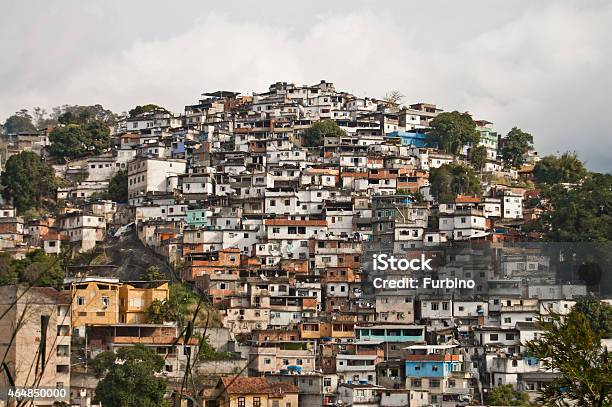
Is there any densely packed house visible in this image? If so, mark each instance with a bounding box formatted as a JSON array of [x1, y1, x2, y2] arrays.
[[1, 80, 605, 407]]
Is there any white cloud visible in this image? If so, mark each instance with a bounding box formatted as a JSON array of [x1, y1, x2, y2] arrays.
[[1, 1, 611, 170]]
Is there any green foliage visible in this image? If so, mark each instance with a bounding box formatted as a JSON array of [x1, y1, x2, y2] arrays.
[[106, 169, 128, 202], [487, 384, 532, 406], [1, 151, 56, 213], [429, 163, 482, 203], [3, 110, 37, 134], [572, 297, 612, 338], [129, 104, 168, 118], [426, 111, 480, 155], [56, 104, 117, 126], [524, 307, 612, 406], [0, 249, 65, 288], [48, 121, 111, 162], [578, 263, 602, 286], [468, 145, 488, 171], [198, 335, 235, 360], [501, 127, 533, 168], [304, 120, 345, 147], [0, 253, 19, 285], [141, 265, 166, 281], [90, 350, 117, 378], [145, 299, 172, 324], [536, 172, 612, 241], [534, 152, 587, 185], [146, 283, 196, 324], [92, 345, 169, 407]]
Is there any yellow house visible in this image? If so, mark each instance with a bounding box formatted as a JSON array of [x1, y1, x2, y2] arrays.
[[64, 277, 169, 336], [64, 277, 121, 337], [216, 377, 299, 407], [119, 280, 169, 324]]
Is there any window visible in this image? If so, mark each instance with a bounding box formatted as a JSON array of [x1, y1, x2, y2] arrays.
[[442, 302, 449, 311], [264, 358, 271, 364], [431, 302, 439, 311], [253, 397, 261, 407], [238, 397, 245, 407], [504, 317, 512, 323], [101, 296, 109, 307], [77, 296, 85, 306], [490, 334, 499, 341], [57, 345, 69, 357], [56, 365, 69, 373], [506, 333, 515, 340]]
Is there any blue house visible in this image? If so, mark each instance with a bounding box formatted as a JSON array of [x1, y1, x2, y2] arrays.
[[186, 209, 212, 228], [386, 130, 433, 148], [404, 344, 463, 379]]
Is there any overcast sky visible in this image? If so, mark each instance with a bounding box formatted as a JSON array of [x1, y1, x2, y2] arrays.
[[1, 1, 611, 171]]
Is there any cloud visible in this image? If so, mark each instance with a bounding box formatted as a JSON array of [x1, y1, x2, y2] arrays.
[[1, 1, 611, 171]]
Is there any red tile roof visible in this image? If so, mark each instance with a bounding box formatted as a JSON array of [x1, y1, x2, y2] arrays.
[[220, 377, 299, 395]]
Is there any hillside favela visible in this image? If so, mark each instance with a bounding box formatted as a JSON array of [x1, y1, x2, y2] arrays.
[[0, 80, 611, 407]]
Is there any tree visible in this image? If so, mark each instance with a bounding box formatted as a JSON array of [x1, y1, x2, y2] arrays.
[[487, 384, 532, 406], [534, 152, 587, 185], [303, 120, 345, 147], [501, 127, 533, 168], [1, 151, 56, 213], [32, 107, 59, 128], [524, 308, 612, 406], [382, 90, 404, 105], [1, 249, 65, 288], [141, 265, 166, 281], [468, 145, 488, 172], [3, 110, 36, 134], [107, 170, 128, 202], [535, 172, 612, 241], [427, 111, 480, 155], [129, 104, 168, 118], [429, 165, 454, 203], [0, 253, 19, 285], [55, 104, 117, 126], [48, 124, 88, 160], [92, 345, 169, 407], [48, 121, 111, 162], [429, 163, 481, 203], [146, 283, 196, 324], [572, 297, 612, 338], [578, 263, 603, 287], [146, 299, 173, 324]]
